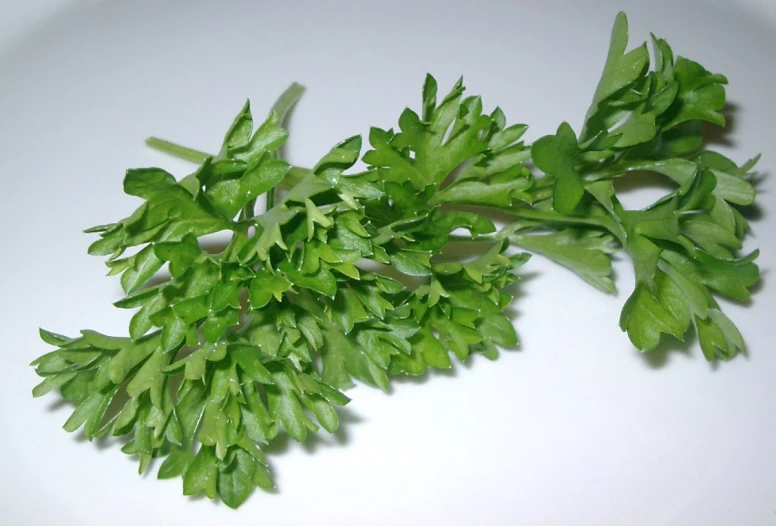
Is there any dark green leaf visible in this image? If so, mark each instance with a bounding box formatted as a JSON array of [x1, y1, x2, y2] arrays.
[[232, 345, 273, 384], [157, 449, 192, 480], [218, 449, 257, 509]]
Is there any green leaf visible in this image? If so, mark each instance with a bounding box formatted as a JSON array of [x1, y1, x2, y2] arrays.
[[532, 122, 579, 176], [478, 312, 518, 347], [107, 336, 159, 385], [265, 371, 315, 442], [364, 77, 491, 188], [210, 159, 291, 219], [431, 173, 532, 207], [531, 123, 586, 214], [241, 382, 278, 443], [663, 58, 727, 129], [218, 449, 257, 509], [553, 166, 586, 215], [320, 320, 389, 390], [202, 309, 240, 343], [387, 249, 432, 277], [154, 234, 201, 278], [166, 343, 226, 381], [613, 103, 657, 147], [249, 270, 292, 309], [695, 309, 745, 360], [63, 389, 115, 435], [232, 345, 273, 384], [59, 372, 94, 404], [161, 315, 187, 353], [695, 250, 760, 302], [512, 229, 616, 293], [123, 167, 178, 199], [80, 330, 127, 350], [392, 348, 426, 375], [253, 463, 275, 490], [278, 260, 337, 298], [299, 394, 339, 433], [432, 313, 483, 361], [619, 281, 685, 350], [652, 269, 691, 335], [199, 398, 231, 461], [125, 347, 170, 408], [231, 111, 288, 165], [708, 170, 756, 206], [582, 12, 649, 140], [659, 259, 710, 320], [410, 327, 451, 369], [183, 446, 218, 499], [119, 245, 164, 294], [157, 449, 192, 480], [221, 100, 253, 151], [32, 371, 78, 398], [39, 329, 72, 347]]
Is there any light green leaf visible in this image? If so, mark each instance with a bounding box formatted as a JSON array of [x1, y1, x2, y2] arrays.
[[410, 328, 450, 369], [32, 372, 77, 398], [183, 445, 218, 499], [249, 270, 292, 309], [513, 229, 616, 293], [619, 282, 685, 350]]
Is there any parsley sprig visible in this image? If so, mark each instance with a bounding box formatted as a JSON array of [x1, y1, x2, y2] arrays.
[[32, 13, 761, 508], [515, 13, 760, 358]]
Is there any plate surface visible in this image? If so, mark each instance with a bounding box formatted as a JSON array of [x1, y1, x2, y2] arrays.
[[1, 1, 775, 525]]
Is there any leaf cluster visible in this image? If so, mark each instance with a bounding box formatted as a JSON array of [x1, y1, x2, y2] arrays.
[[32, 12, 761, 508]]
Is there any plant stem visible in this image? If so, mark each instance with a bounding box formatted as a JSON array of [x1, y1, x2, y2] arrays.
[[145, 137, 311, 190], [145, 137, 212, 163], [271, 82, 306, 123], [265, 189, 276, 212], [500, 207, 609, 228], [145, 81, 306, 167], [265, 83, 307, 213], [447, 235, 498, 243], [241, 199, 257, 221]]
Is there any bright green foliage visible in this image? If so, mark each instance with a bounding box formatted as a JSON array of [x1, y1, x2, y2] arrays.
[[32, 12, 761, 508], [522, 12, 759, 358], [32, 76, 531, 507]]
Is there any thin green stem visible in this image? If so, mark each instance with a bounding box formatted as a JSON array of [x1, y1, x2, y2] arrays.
[[265, 83, 306, 212], [447, 235, 498, 243], [241, 199, 257, 221], [148, 83, 309, 220], [266, 188, 276, 212], [271, 82, 306, 123], [497, 206, 625, 243], [499, 207, 609, 228], [145, 138, 311, 190], [145, 137, 212, 164]]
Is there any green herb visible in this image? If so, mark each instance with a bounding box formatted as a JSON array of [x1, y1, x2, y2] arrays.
[[32, 12, 760, 508], [520, 13, 759, 357]]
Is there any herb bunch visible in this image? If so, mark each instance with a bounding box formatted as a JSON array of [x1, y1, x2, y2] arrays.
[[32, 13, 761, 508]]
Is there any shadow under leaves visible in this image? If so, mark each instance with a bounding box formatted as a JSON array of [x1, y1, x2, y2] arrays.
[[263, 406, 363, 457]]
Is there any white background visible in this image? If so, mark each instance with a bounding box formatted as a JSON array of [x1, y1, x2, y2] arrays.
[[1, 1, 775, 525]]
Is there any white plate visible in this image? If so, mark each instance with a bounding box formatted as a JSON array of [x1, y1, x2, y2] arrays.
[[1, 1, 775, 524]]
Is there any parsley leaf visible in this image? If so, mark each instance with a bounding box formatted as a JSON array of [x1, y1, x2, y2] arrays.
[[31, 12, 762, 509]]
